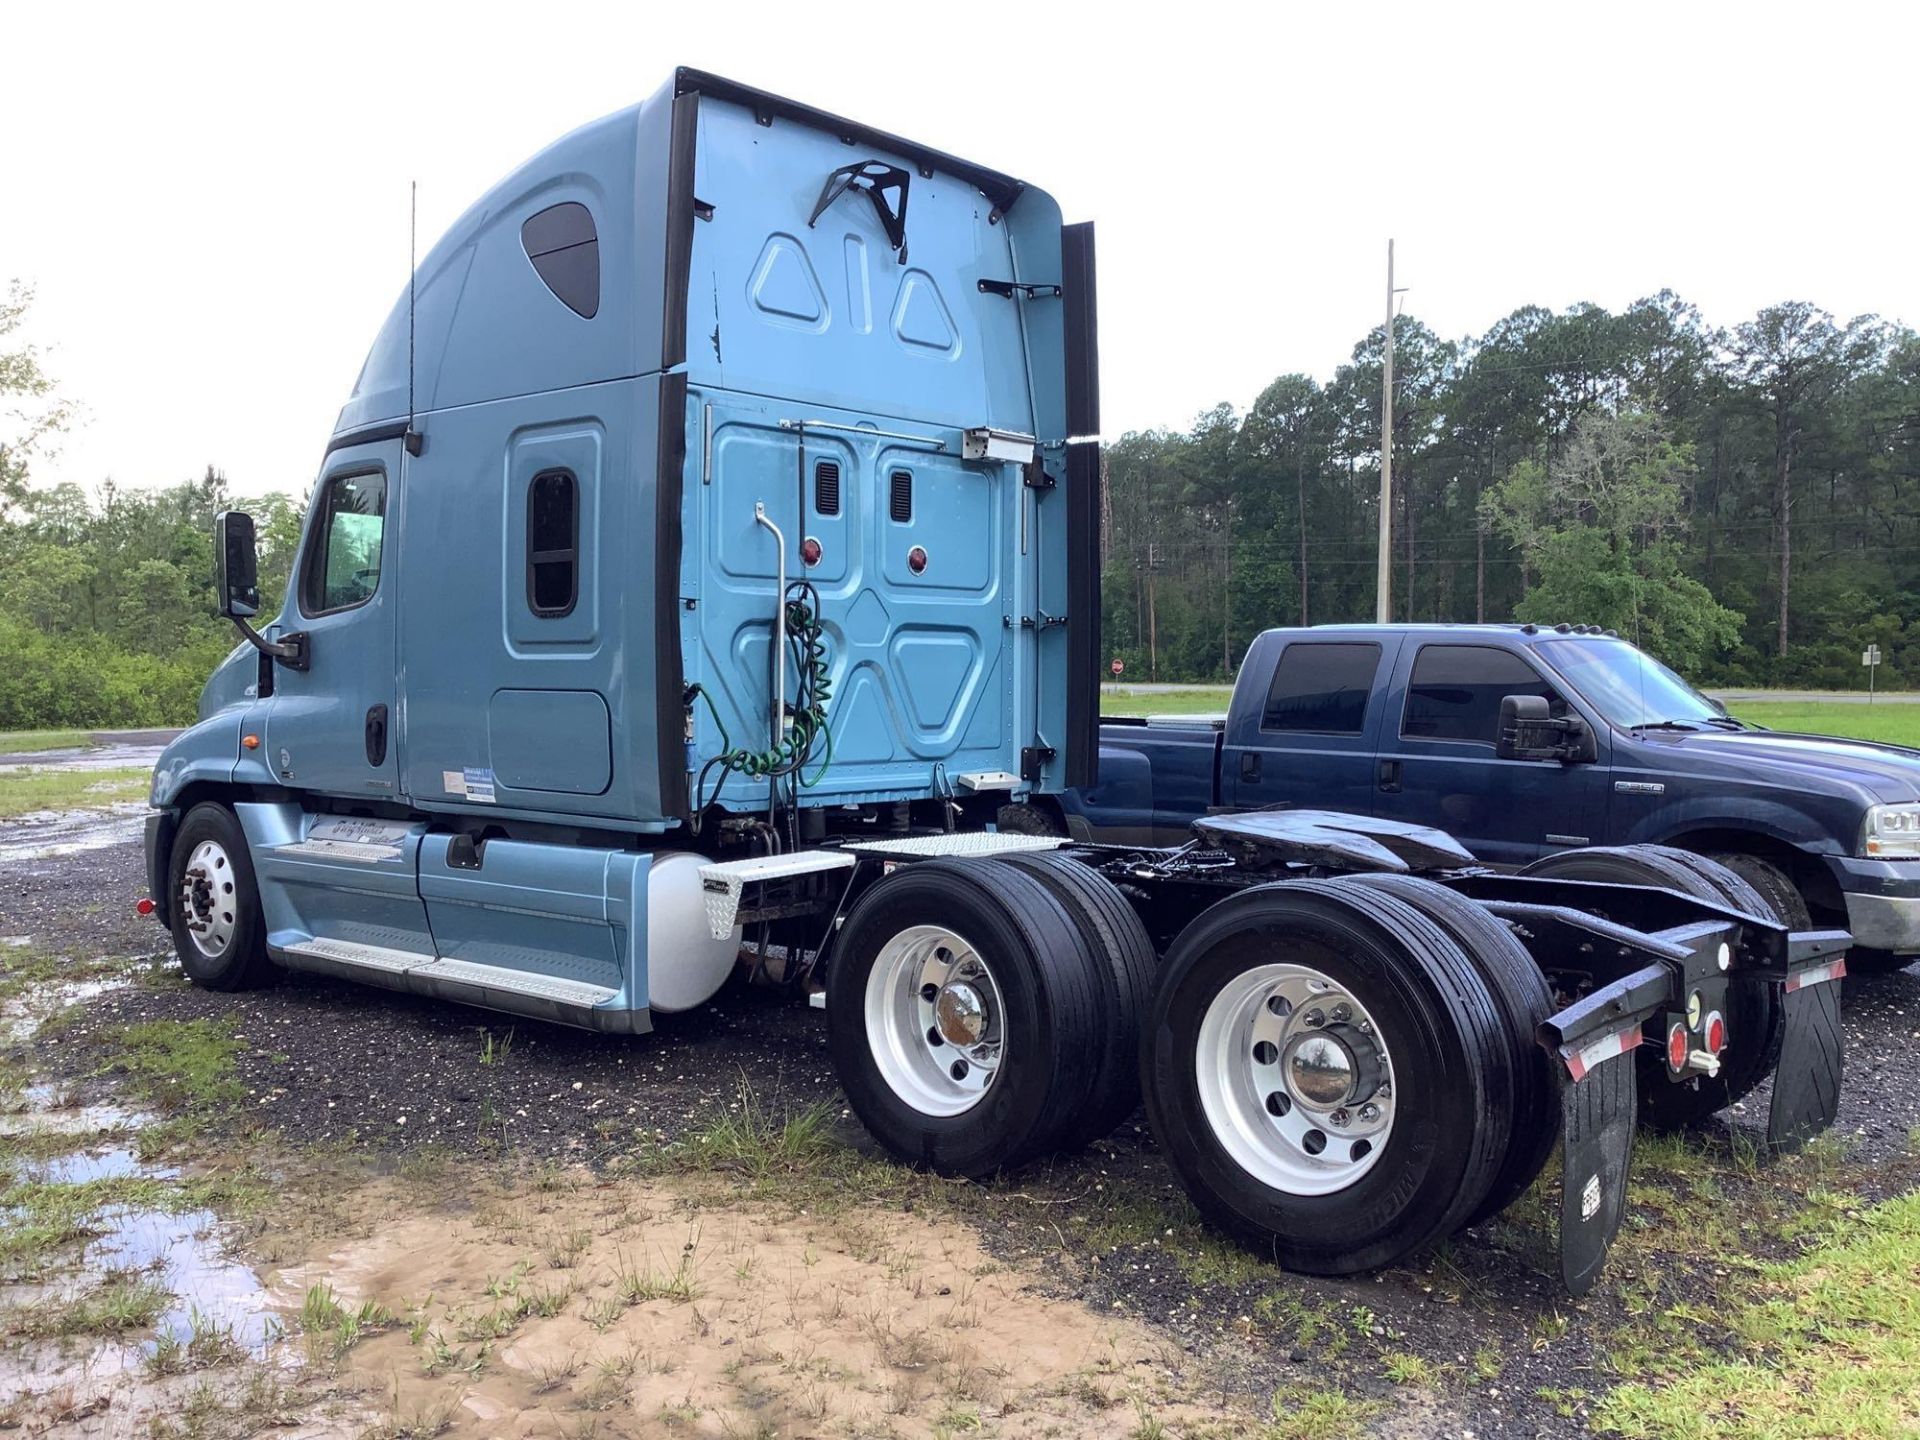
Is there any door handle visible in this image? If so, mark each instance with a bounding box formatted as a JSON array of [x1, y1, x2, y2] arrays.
[[364, 704, 389, 767], [1239, 750, 1262, 783], [1378, 758, 1402, 793]]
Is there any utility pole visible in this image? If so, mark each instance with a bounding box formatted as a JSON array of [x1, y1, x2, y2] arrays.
[[1375, 240, 1395, 624]]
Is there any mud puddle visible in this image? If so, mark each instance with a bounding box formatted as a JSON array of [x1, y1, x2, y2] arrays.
[[0, 742, 166, 774], [0, 988, 282, 1430], [0, 803, 147, 867]]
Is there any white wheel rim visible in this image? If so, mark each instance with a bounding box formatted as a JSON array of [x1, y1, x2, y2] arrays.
[[179, 839, 239, 960], [864, 924, 1005, 1117], [1195, 962, 1396, 1196]]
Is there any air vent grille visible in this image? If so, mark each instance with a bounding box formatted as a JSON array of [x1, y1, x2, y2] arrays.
[[889, 470, 913, 523], [814, 459, 840, 516]]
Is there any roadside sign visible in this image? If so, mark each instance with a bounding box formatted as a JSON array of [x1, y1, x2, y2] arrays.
[[1864, 643, 1883, 703], [1110, 658, 1124, 677]]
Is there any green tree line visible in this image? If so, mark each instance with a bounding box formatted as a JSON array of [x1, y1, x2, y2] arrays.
[[1103, 295, 1920, 687], [3, 283, 1916, 730]]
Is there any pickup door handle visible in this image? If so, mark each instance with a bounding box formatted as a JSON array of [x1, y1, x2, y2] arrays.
[[1378, 758, 1402, 793], [1239, 750, 1261, 783]]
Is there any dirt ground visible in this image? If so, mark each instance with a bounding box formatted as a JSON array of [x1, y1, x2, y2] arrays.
[[4, 819, 1920, 1438]]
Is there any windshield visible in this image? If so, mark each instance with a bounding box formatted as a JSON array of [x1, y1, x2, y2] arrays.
[[1534, 638, 1724, 730]]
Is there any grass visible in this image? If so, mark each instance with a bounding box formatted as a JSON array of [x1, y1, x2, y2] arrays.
[[0, 765, 148, 818], [1729, 701, 1920, 747], [1593, 1188, 1920, 1438], [0, 729, 96, 756], [112, 1018, 247, 1114], [1100, 684, 1233, 717]]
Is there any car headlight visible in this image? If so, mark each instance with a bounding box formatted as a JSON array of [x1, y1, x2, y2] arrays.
[[1862, 803, 1920, 859]]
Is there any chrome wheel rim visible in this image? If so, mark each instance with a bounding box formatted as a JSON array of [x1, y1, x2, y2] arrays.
[[865, 925, 1005, 1117], [178, 839, 238, 960], [1195, 962, 1395, 1196]]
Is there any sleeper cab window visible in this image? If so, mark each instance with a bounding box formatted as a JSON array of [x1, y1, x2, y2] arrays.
[[1260, 642, 1380, 734], [1402, 644, 1555, 744], [302, 470, 387, 616], [521, 202, 599, 319], [527, 469, 579, 617]]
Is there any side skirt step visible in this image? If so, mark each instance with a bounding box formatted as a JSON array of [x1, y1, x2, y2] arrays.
[[277, 938, 640, 1034]]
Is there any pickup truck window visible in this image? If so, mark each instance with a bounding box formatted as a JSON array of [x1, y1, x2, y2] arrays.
[[1536, 637, 1720, 729], [301, 469, 386, 616], [1261, 642, 1381, 734], [1402, 644, 1554, 745]]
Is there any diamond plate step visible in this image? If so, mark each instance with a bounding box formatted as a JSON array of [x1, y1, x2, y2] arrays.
[[699, 851, 857, 939]]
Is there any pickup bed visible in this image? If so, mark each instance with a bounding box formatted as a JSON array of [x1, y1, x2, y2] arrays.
[[1042, 624, 1920, 970]]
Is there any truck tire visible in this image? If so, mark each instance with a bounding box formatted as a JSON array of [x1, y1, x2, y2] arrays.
[[995, 803, 1067, 838], [166, 802, 278, 992], [1142, 880, 1511, 1275], [992, 850, 1157, 1148], [1334, 873, 1558, 1226], [827, 859, 1105, 1177], [1519, 845, 1780, 1131]]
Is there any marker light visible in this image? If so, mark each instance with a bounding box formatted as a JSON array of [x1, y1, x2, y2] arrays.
[[242, 734, 260, 750], [1666, 1022, 1689, 1072], [801, 536, 822, 567], [135, 898, 156, 917], [1704, 1011, 1727, 1055]]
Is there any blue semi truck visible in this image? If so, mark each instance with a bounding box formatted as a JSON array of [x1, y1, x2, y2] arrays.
[[142, 71, 1850, 1294], [1028, 625, 1920, 974]]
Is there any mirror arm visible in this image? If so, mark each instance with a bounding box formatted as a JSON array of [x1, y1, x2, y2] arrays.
[[226, 616, 309, 673]]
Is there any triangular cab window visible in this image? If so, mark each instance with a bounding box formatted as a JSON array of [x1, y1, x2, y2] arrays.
[[521, 202, 599, 319]]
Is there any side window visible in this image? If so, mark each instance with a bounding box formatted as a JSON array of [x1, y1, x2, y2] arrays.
[[1260, 643, 1382, 734], [527, 470, 579, 618], [521, 202, 599, 319], [301, 470, 386, 615], [1402, 645, 1555, 744]]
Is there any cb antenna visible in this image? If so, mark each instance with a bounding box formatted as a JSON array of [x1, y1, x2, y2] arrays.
[[404, 179, 423, 456]]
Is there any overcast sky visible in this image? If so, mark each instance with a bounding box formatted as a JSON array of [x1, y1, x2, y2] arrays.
[[4, 1, 1913, 498]]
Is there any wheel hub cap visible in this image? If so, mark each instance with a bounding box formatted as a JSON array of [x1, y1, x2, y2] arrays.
[[177, 839, 237, 960], [865, 925, 1006, 1117], [935, 982, 988, 1046], [1195, 963, 1397, 1196]]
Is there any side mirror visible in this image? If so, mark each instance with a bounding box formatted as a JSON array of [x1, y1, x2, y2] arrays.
[[214, 511, 261, 619], [211, 511, 309, 671], [1497, 694, 1594, 763]]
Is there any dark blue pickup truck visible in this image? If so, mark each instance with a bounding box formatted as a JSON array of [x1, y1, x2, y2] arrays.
[[1020, 625, 1920, 973]]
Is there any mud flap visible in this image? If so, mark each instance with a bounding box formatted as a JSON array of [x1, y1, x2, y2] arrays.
[[1555, 1022, 1640, 1296], [1766, 952, 1847, 1152]]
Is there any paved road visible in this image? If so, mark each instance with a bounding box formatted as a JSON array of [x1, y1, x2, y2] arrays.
[[1710, 690, 1920, 705], [0, 729, 181, 772]]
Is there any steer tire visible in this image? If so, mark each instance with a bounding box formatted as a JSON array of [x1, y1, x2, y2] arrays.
[[167, 802, 279, 992], [1334, 873, 1558, 1226], [1142, 879, 1511, 1276], [1519, 845, 1780, 1131], [993, 850, 1158, 1148], [827, 859, 1105, 1177], [995, 803, 1067, 838]]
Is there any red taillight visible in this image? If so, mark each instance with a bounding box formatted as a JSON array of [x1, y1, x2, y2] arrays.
[[135, 897, 156, 917], [907, 545, 928, 575], [1704, 1011, 1727, 1055], [1666, 1021, 1689, 1072], [801, 536, 822, 567]]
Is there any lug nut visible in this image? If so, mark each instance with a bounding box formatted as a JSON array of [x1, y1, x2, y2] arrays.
[[1375, 1084, 1391, 1100], [1328, 1108, 1351, 1128], [1358, 1102, 1381, 1122], [1301, 1009, 1325, 1029], [1330, 1003, 1352, 1023]]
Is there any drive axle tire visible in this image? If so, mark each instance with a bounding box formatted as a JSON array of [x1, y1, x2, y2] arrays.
[[827, 859, 1105, 1177], [993, 850, 1158, 1148], [995, 803, 1067, 838], [1519, 845, 1781, 1131], [1335, 873, 1557, 1225], [167, 802, 278, 991], [1142, 880, 1511, 1276]]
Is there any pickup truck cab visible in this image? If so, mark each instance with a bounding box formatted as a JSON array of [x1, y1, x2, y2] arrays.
[[1046, 624, 1920, 971]]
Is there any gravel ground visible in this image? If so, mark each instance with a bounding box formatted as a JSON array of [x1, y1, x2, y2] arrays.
[[7, 832, 1920, 1438]]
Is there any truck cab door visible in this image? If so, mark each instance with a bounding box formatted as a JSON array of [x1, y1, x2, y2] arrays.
[[1228, 636, 1396, 815], [1372, 641, 1608, 866], [262, 444, 403, 801]]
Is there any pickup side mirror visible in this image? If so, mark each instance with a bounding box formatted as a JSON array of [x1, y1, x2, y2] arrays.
[[211, 511, 308, 671], [214, 511, 261, 619], [1497, 694, 1594, 763]]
